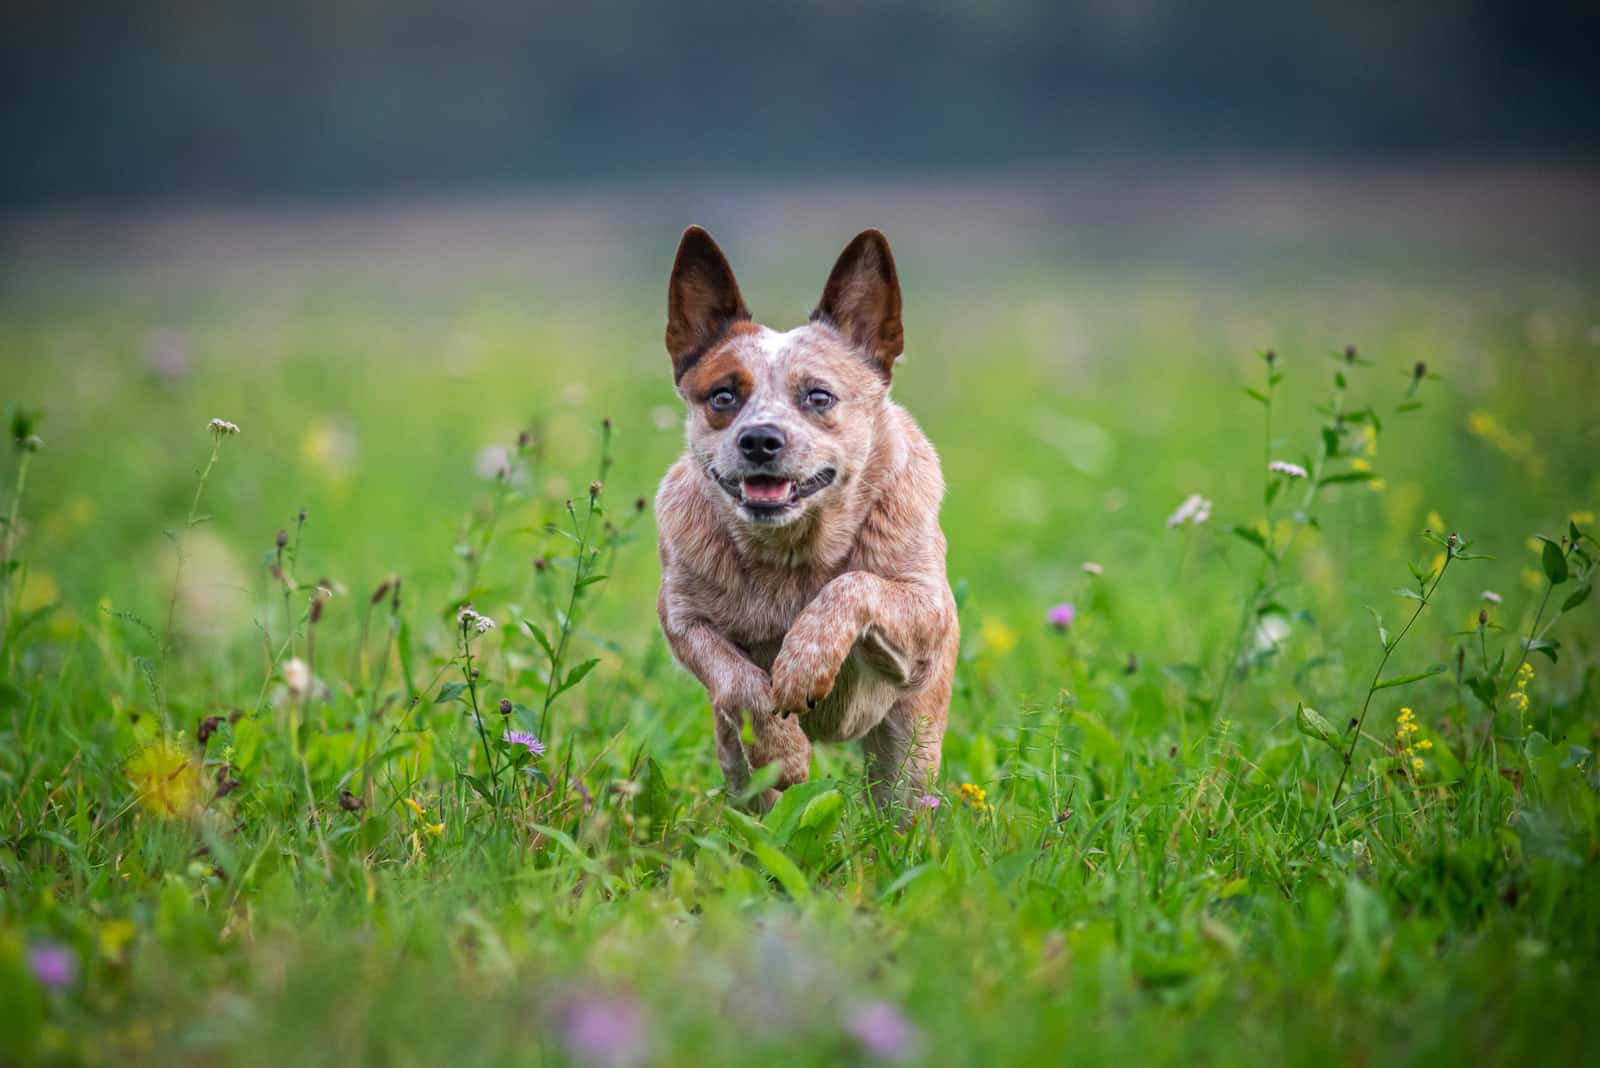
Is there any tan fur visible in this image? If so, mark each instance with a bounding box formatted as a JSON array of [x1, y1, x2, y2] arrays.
[[655, 226, 958, 814]]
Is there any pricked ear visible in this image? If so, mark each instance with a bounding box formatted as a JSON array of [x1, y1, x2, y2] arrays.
[[665, 226, 750, 382], [811, 229, 903, 380]]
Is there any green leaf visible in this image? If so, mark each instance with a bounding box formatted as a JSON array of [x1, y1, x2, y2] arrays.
[[1391, 587, 1425, 602], [1522, 638, 1560, 663], [1466, 674, 1497, 709], [1231, 525, 1269, 554], [1317, 470, 1377, 487], [552, 658, 601, 698], [1561, 584, 1591, 613], [462, 772, 494, 803], [634, 756, 674, 835], [751, 842, 811, 901], [1373, 664, 1447, 691], [435, 680, 469, 704], [521, 618, 556, 661], [1321, 427, 1339, 458], [576, 574, 609, 589], [1541, 538, 1569, 585], [1244, 387, 1269, 406], [1295, 703, 1340, 751]]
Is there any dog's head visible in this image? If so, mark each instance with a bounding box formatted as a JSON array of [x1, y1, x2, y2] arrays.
[[664, 226, 903, 529]]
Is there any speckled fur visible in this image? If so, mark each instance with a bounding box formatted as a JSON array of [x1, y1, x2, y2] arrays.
[[656, 227, 958, 813]]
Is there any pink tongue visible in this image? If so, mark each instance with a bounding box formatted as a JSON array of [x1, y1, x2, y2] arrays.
[[743, 478, 791, 502]]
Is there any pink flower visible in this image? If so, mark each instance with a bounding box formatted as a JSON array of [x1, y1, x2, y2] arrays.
[[1269, 460, 1308, 479], [562, 994, 648, 1068], [29, 942, 76, 990], [502, 729, 546, 758], [915, 794, 940, 811], [1167, 493, 1212, 528], [847, 1000, 921, 1063], [1046, 603, 1076, 631]]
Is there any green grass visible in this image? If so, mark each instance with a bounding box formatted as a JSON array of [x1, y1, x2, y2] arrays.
[[2, 189, 1599, 1066]]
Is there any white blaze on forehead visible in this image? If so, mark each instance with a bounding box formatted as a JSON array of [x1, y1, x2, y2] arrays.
[[751, 325, 809, 366]]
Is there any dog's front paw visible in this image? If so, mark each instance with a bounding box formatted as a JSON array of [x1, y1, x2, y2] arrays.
[[769, 636, 842, 718]]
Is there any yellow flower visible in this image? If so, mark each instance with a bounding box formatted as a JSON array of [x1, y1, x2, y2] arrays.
[[424, 821, 445, 836], [126, 739, 205, 819], [1360, 424, 1378, 456], [957, 782, 990, 814], [1571, 510, 1595, 529], [1522, 567, 1545, 592], [978, 618, 1018, 656], [1525, 536, 1543, 555], [1426, 510, 1447, 534], [1350, 457, 1371, 473], [18, 571, 59, 613], [1411, 757, 1424, 772]]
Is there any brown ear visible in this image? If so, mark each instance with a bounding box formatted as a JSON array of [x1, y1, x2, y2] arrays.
[[811, 229, 903, 380], [665, 226, 750, 382]]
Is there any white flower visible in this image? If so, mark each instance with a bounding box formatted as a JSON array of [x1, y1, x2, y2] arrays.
[[1269, 460, 1308, 479], [283, 657, 311, 697], [1081, 562, 1103, 576], [1481, 590, 1503, 605], [475, 616, 495, 634], [1167, 493, 1213, 529], [207, 418, 241, 435]]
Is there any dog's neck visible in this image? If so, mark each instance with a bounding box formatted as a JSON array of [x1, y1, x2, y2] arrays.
[[716, 406, 903, 572]]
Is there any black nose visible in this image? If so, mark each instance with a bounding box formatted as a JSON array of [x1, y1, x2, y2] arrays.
[[737, 424, 786, 464]]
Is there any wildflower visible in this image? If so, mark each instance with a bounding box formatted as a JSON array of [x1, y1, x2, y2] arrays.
[[1046, 603, 1076, 631], [498, 698, 513, 716], [1081, 561, 1103, 576], [1268, 460, 1308, 479], [502, 729, 547, 758], [561, 994, 648, 1068], [21, 434, 43, 452], [978, 617, 1017, 656], [282, 657, 311, 698], [957, 782, 989, 814], [206, 418, 241, 435], [126, 740, 205, 819], [28, 942, 76, 991], [457, 603, 495, 635], [475, 616, 495, 634], [1571, 510, 1595, 529], [915, 793, 940, 811], [403, 797, 426, 817], [1166, 493, 1212, 528], [1481, 590, 1502, 605], [847, 1000, 921, 1063], [424, 821, 445, 836]]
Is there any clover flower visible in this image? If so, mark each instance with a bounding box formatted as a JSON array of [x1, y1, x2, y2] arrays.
[[914, 793, 940, 811], [1166, 493, 1213, 528], [561, 994, 648, 1068], [847, 1000, 921, 1063], [1046, 603, 1076, 631], [502, 729, 546, 758], [1081, 561, 1103, 576], [1269, 460, 1308, 479], [28, 942, 76, 990]]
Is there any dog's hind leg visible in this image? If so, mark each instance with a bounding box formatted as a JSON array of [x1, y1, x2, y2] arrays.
[[861, 684, 949, 818]]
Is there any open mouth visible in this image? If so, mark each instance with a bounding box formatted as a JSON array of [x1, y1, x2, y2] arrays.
[[719, 468, 837, 517]]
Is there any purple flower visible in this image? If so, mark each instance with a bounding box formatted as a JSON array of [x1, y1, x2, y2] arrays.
[[28, 942, 76, 990], [562, 994, 648, 1068], [1046, 603, 1076, 631], [502, 729, 546, 758], [915, 794, 940, 811], [847, 1000, 920, 1063]]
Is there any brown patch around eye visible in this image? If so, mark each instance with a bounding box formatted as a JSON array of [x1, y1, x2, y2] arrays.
[[680, 344, 754, 430]]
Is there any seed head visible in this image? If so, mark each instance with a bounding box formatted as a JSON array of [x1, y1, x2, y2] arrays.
[[1265, 349, 1277, 366], [1413, 360, 1427, 379], [499, 697, 512, 716], [370, 579, 391, 605], [1478, 608, 1489, 625], [275, 528, 289, 549], [634, 496, 647, 513], [590, 480, 603, 501], [534, 557, 549, 573], [1344, 344, 1358, 363]]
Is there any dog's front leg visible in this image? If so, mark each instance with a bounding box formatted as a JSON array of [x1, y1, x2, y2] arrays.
[[770, 572, 946, 717]]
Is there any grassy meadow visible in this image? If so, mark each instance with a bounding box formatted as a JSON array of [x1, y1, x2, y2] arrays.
[[2, 171, 1599, 1066]]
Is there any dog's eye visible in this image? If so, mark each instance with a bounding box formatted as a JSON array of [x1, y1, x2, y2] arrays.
[[708, 389, 739, 411], [803, 389, 836, 413]]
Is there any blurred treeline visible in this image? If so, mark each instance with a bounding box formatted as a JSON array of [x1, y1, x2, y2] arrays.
[[3, 0, 1597, 205]]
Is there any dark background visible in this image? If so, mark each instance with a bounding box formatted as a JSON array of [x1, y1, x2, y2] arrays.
[[4, 0, 1598, 207]]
